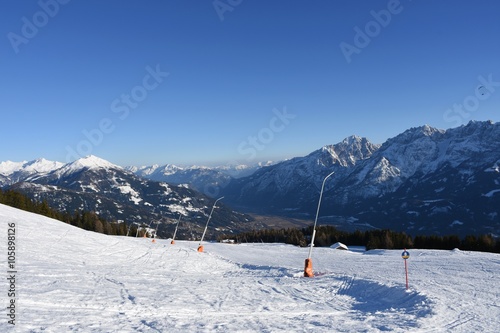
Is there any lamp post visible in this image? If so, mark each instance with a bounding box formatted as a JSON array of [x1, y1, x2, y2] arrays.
[[171, 214, 182, 245], [304, 171, 335, 277], [144, 221, 153, 238], [198, 196, 224, 252], [152, 221, 158, 243]]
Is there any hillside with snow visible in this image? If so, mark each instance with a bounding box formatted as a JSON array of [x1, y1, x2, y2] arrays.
[[1, 204, 499, 332], [2, 155, 252, 238]]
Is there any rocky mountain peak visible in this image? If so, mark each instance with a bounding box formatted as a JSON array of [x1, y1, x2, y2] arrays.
[[320, 135, 380, 168]]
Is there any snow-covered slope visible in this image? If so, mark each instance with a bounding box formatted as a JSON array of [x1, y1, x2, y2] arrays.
[[1, 204, 499, 332]]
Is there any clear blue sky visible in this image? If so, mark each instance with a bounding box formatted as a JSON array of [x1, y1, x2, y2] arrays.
[[1, 0, 499, 166]]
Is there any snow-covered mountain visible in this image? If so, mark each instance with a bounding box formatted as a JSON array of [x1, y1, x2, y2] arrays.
[[127, 162, 273, 196], [223, 121, 500, 236], [2, 121, 499, 237], [0, 158, 64, 186], [223, 135, 380, 208], [6, 155, 252, 238], [333, 121, 500, 201], [128, 164, 232, 196]]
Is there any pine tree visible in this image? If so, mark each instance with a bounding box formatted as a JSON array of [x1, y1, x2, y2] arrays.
[[477, 234, 495, 252], [129, 224, 138, 237], [95, 219, 104, 233], [366, 234, 381, 250]]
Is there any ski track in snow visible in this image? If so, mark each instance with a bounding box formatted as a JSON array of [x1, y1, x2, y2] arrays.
[[1, 204, 499, 332]]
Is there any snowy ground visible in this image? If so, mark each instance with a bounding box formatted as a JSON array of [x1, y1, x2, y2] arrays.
[[1, 203, 499, 332]]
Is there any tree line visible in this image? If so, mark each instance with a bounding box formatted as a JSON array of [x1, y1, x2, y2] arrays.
[[0, 189, 148, 237], [219, 225, 500, 253]]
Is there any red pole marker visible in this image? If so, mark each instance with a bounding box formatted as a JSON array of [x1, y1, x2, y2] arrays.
[[401, 249, 410, 290], [304, 258, 313, 278]]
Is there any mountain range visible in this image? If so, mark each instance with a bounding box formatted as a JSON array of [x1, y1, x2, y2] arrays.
[[125, 162, 272, 196], [222, 121, 500, 236], [1, 120, 499, 237], [0, 155, 252, 239]]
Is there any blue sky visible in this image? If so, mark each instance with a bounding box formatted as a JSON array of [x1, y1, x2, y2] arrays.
[[1, 0, 499, 167]]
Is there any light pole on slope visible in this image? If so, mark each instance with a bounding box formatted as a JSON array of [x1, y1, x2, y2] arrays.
[[304, 171, 335, 277], [198, 196, 224, 253], [152, 221, 158, 243], [171, 214, 182, 245]]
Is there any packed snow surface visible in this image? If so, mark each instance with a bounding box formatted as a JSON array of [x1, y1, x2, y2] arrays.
[[1, 204, 499, 332]]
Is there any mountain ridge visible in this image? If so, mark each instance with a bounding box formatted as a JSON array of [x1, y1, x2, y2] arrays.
[[2, 121, 499, 237], [2, 155, 253, 239], [221, 121, 500, 236]]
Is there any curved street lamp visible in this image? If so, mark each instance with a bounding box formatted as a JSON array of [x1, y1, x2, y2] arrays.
[[171, 214, 182, 245], [197, 196, 224, 252], [304, 171, 335, 277]]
